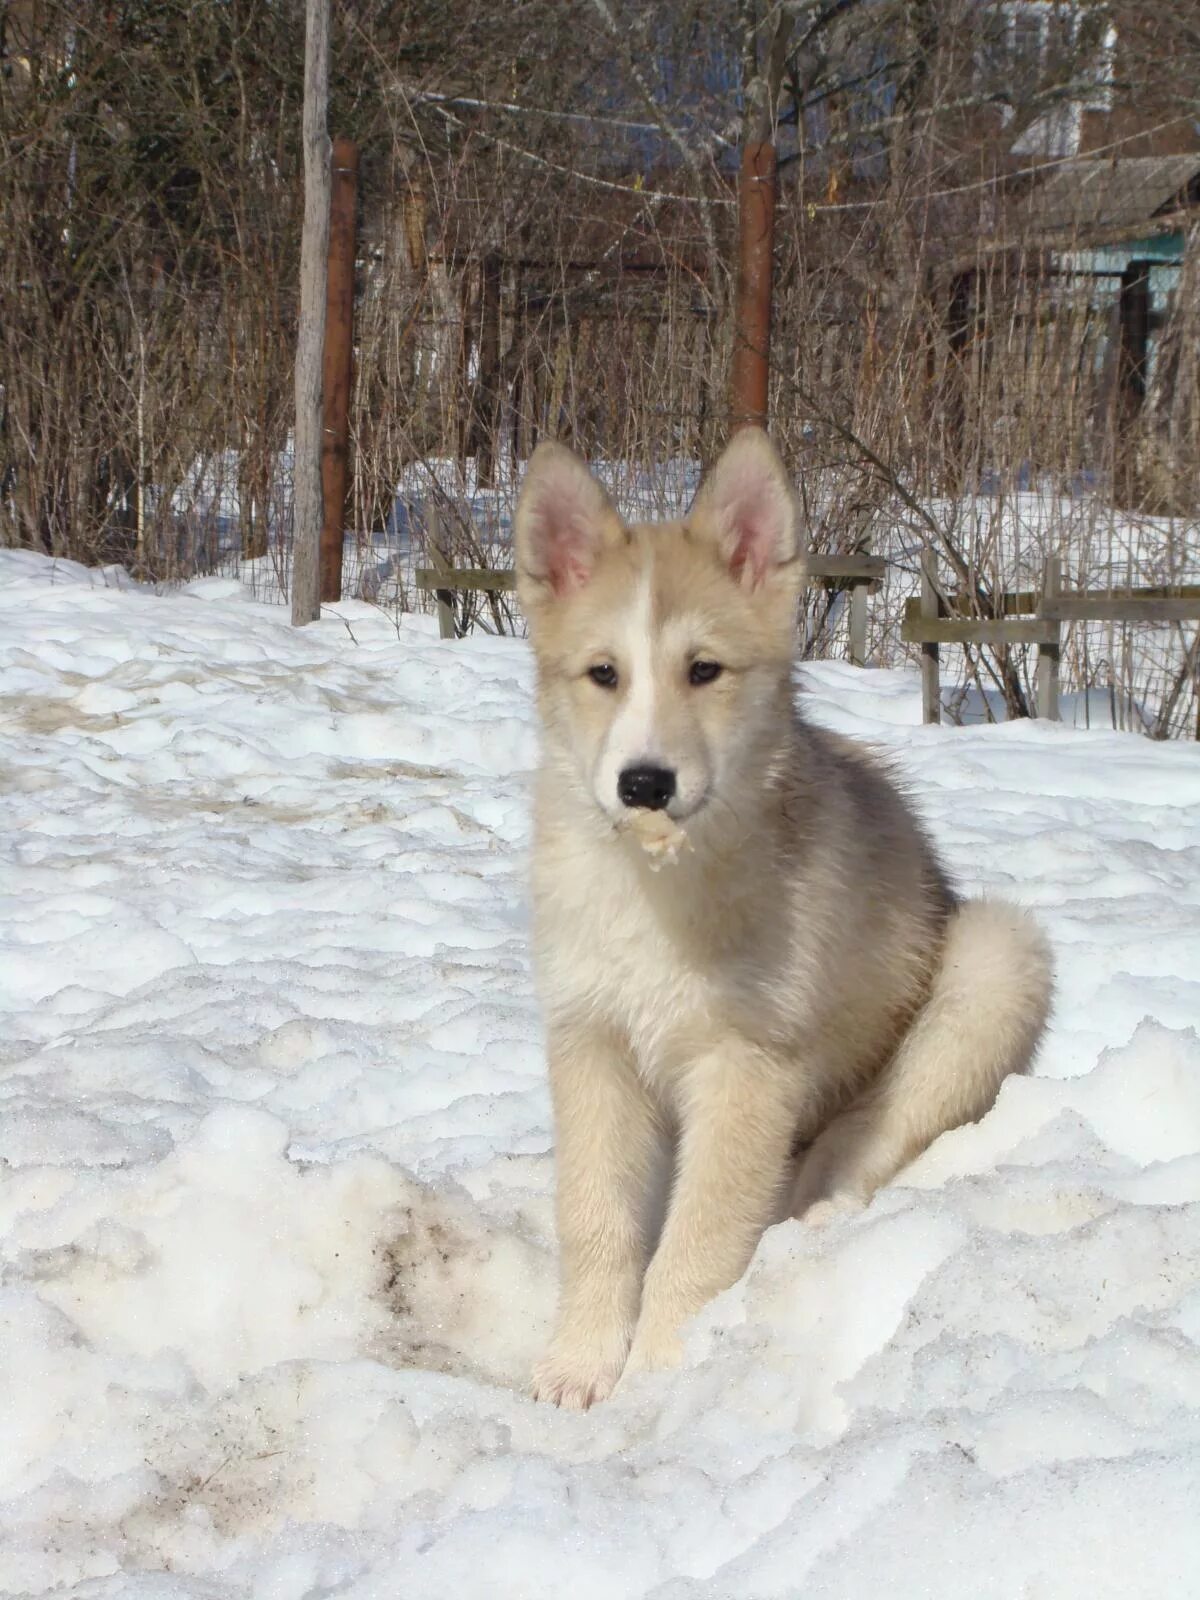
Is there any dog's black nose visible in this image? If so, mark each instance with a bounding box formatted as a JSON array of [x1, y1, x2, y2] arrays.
[[618, 764, 676, 811]]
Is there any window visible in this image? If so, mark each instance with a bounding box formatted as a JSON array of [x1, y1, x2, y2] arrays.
[[984, 3, 1115, 107], [977, 3, 1117, 155]]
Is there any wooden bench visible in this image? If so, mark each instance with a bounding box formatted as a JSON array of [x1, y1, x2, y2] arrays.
[[416, 547, 885, 664]]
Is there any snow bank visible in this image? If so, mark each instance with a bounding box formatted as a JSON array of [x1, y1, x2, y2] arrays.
[[1, 551, 1198, 1598]]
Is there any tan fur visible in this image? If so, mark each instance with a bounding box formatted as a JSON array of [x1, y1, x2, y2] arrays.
[[515, 430, 1053, 1408]]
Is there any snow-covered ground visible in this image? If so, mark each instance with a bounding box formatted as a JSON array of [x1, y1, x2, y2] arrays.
[[2, 548, 1199, 1599]]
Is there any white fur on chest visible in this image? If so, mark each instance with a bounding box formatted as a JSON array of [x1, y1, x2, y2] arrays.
[[532, 832, 718, 1094]]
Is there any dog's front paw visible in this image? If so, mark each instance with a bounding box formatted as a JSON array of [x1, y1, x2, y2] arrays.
[[801, 1192, 865, 1229], [531, 1344, 625, 1410], [619, 1322, 683, 1382]]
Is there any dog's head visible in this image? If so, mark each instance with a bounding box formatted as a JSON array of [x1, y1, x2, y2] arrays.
[[514, 428, 803, 827]]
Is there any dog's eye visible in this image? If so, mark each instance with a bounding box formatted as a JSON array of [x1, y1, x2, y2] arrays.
[[688, 659, 723, 686], [588, 662, 618, 689]]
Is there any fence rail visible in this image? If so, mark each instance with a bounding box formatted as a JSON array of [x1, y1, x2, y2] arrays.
[[416, 547, 1200, 731], [902, 556, 1200, 723], [416, 551, 885, 663]]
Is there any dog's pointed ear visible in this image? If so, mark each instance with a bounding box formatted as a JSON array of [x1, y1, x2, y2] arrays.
[[689, 428, 801, 589], [515, 442, 623, 605]]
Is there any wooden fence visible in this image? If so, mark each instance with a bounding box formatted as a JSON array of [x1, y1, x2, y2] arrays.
[[901, 553, 1200, 723], [416, 551, 885, 665], [416, 542, 1200, 730]]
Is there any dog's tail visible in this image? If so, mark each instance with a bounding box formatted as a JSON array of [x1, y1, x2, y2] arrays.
[[792, 900, 1053, 1215]]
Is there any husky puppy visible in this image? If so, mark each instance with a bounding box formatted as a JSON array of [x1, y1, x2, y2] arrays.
[[514, 429, 1052, 1408]]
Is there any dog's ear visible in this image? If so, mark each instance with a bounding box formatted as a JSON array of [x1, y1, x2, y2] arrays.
[[514, 442, 623, 604], [689, 428, 801, 589]]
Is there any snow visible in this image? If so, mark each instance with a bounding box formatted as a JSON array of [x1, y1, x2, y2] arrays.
[[2, 548, 1199, 1599], [175, 444, 1197, 739]]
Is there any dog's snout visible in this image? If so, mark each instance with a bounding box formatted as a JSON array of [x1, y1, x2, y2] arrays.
[[618, 764, 676, 811]]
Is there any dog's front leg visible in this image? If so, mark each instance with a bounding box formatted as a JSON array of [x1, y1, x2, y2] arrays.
[[532, 1021, 665, 1409], [621, 1041, 796, 1379]]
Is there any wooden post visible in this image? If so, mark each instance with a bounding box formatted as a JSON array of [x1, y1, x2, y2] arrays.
[[1115, 260, 1151, 506], [548, 329, 570, 441], [403, 184, 427, 274], [475, 254, 502, 486], [945, 267, 976, 485], [320, 135, 358, 604], [511, 270, 531, 468], [291, 0, 331, 626], [920, 546, 941, 724], [427, 506, 455, 640], [729, 141, 777, 432], [848, 580, 868, 669], [455, 267, 476, 472], [1036, 555, 1062, 721]]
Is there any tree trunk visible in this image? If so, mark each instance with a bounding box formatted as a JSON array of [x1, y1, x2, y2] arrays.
[[291, 0, 331, 626], [321, 135, 358, 604]]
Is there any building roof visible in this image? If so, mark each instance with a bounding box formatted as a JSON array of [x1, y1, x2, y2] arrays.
[[1012, 156, 1200, 245]]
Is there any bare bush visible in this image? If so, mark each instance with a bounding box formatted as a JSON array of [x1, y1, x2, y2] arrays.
[[1, 0, 1197, 734]]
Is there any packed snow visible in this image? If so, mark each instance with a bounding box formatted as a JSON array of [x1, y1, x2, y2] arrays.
[[2, 548, 1199, 1599]]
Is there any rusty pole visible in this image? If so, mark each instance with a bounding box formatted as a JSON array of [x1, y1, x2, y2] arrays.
[[729, 140, 777, 433], [320, 135, 359, 603]]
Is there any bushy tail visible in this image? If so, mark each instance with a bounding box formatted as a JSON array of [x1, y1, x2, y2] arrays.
[[792, 900, 1053, 1215]]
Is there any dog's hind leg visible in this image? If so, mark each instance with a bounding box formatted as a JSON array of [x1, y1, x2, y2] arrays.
[[790, 900, 1052, 1220]]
